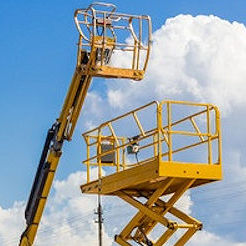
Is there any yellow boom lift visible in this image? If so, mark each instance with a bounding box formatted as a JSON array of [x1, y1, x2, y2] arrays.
[[19, 3, 152, 246]]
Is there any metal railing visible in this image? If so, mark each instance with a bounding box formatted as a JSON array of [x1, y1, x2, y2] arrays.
[[74, 2, 152, 71], [82, 100, 221, 183]]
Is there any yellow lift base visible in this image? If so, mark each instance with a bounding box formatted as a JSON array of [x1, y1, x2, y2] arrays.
[[81, 100, 222, 246]]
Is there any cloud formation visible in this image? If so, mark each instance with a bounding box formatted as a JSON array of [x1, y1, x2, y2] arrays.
[[0, 201, 25, 246], [107, 15, 246, 115], [190, 231, 246, 246], [0, 171, 113, 246]]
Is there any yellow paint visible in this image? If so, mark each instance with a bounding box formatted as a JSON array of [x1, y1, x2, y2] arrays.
[[19, 3, 152, 246]]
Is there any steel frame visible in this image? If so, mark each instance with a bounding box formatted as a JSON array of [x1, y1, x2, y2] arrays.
[[82, 100, 221, 183], [81, 100, 222, 245], [115, 178, 202, 246], [74, 2, 152, 80]]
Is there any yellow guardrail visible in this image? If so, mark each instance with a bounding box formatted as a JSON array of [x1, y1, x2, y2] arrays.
[[82, 100, 221, 183], [74, 3, 152, 79]]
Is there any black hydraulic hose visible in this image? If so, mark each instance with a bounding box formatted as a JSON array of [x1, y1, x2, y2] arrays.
[[24, 125, 56, 225]]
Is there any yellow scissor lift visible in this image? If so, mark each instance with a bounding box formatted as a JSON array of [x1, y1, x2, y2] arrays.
[[81, 100, 222, 245]]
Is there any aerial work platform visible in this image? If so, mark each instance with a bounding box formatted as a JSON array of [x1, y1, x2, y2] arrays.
[[81, 100, 222, 245], [74, 2, 152, 81], [19, 3, 153, 246]]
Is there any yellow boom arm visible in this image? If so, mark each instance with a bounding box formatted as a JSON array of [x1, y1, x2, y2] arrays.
[[19, 51, 94, 246], [19, 2, 152, 246]]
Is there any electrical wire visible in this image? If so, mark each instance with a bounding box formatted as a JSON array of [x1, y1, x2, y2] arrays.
[[4, 206, 244, 246], [2, 181, 246, 245]]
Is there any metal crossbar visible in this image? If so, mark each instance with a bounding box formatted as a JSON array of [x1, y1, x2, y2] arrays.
[[114, 178, 202, 246], [74, 3, 152, 75]]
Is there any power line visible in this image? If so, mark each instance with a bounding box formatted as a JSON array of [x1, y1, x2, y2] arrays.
[[191, 180, 246, 194], [4, 207, 244, 246], [2, 185, 246, 246]]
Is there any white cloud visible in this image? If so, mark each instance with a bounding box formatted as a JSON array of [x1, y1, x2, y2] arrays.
[[0, 201, 25, 246], [189, 231, 246, 246], [225, 150, 246, 184], [0, 170, 112, 246], [107, 15, 246, 115]]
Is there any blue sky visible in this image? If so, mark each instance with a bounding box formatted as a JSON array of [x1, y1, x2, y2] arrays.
[[1, 0, 246, 245]]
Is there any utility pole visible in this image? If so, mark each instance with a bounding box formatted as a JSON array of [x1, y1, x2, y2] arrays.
[[95, 178, 103, 246], [98, 192, 103, 246]]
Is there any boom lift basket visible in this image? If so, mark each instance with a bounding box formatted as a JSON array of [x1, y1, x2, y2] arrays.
[[81, 100, 222, 246], [74, 2, 152, 80]]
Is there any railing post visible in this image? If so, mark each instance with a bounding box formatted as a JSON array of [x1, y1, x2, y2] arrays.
[[167, 102, 173, 162], [86, 136, 90, 183], [132, 40, 137, 70], [122, 138, 126, 170], [157, 103, 162, 162], [107, 122, 120, 172], [98, 128, 102, 179], [116, 146, 120, 172], [137, 18, 142, 70], [215, 107, 222, 165], [153, 134, 158, 157], [207, 106, 212, 165], [77, 35, 83, 67], [102, 12, 106, 67]]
